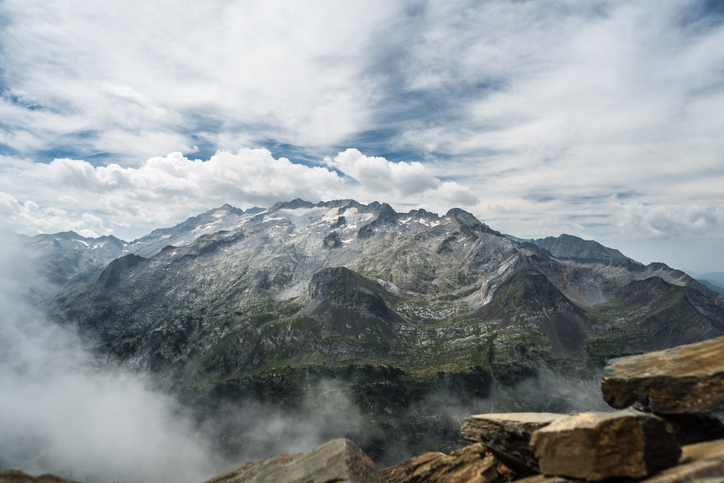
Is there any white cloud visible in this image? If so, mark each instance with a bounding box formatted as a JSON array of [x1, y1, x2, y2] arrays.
[[438, 181, 478, 206], [616, 201, 724, 239], [0, 149, 347, 233], [0, 1, 723, 267], [0, 149, 482, 238], [0, 192, 112, 237], [388, 1, 724, 241], [0, 0, 401, 161], [327, 148, 439, 196]]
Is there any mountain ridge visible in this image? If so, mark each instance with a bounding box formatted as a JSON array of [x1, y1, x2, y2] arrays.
[[35, 199, 723, 391]]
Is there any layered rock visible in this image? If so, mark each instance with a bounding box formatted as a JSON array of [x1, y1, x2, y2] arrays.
[[601, 335, 724, 413], [203, 438, 384, 483], [530, 409, 680, 480], [382, 443, 501, 483], [513, 476, 579, 483], [460, 413, 563, 475], [0, 471, 78, 483]]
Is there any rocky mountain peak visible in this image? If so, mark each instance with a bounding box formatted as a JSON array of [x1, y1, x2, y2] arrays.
[[217, 203, 244, 215], [374, 203, 398, 224], [445, 207, 498, 238], [97, 253, 145, 288], [270, 198, 316, 211], [24, 197, 724, 396], [533, 234, 628, 261]]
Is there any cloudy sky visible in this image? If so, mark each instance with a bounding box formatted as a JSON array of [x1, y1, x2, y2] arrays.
[[0, 0, 723, 273]]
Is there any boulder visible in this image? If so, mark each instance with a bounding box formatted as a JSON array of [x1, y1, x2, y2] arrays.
[[639, 439, 724, 482], [204, 438, 384, 483], [381, 443, 500, 483], [601, 335, 724, 413], [530, 409, 680, 480], [460, 412, 564, 476]]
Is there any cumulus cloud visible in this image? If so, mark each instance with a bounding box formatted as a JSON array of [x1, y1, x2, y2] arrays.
[[438, 181, 479, 206], [327, 148, 439, 196], [0, 193, 112, 237], [326, 149, 478, 206], [0, 149, 479, 238], [0, 149, 345, 235]]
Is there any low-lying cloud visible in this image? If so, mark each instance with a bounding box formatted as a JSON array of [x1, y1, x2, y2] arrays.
[[0, 232, 367, 482], [0, 232, 222, 482]]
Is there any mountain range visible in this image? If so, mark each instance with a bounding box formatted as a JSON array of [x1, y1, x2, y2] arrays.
[[15, 198, 720, 394]]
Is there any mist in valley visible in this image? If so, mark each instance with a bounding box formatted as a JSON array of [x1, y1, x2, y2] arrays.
[[0, 231, 612, 481]]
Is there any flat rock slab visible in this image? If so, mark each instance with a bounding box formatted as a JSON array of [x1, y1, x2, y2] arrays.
[[382, 443, 500, 483], [640, 438, 724, 482], [460, 412, 564, 475], [530, 409, 680, 480], [204, 438, 384, 483], [602, 335, 724, 413]]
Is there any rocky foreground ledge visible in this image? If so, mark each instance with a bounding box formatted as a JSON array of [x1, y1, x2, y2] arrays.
[[3, 336, 724, 483]]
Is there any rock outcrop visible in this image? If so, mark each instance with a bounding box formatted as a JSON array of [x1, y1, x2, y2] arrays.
[[460, 413, 563, 475], [529, 409, 680, 480], [382, 444, 500, 483], [601, 335, 724, 413], [0, 471, 78, 483], [455, 337, 724, 482], [203, 438, 384, 483]]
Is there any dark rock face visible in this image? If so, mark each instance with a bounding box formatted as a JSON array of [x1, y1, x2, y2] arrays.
[[323, 231, 342, 249], [460, 413, 564, 475], [601, 335, 724, 413], [203, 438, 384, 483], [306, 267, 404, 340], [97, 253, 146, 288], [356, 203, 399, 239], [271, 198, 317, 210], [472, 270, 589, 358], [530, 409, 680, 480], [609, 277, 724, 344], [533, 234, 627, 261]]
